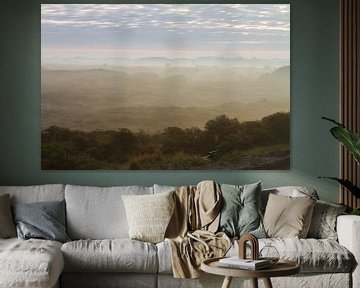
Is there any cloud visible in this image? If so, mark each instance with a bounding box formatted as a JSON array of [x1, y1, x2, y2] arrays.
[[41, 4, 289, 58], [41, 4, 289, 33]]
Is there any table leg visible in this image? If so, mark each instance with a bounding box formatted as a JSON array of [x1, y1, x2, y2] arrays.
[[251, 278, 258, 288], [263, 277, 273, 288], [221, 276, 233, 288]]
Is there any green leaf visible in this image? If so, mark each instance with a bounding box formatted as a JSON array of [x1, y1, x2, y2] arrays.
[[351, 208, 360, 215], [318, 177, 360, 198], [330, 126, 360, 165], [322, 117, 360, 165]]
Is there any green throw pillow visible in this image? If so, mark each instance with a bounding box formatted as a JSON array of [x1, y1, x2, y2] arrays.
[[218, 182, 266, 238]]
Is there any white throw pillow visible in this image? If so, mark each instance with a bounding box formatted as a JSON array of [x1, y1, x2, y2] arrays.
[[122, 191, 175, 243]]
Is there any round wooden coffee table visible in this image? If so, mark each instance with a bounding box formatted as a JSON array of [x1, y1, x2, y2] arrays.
[[201, 257, 300, 288]]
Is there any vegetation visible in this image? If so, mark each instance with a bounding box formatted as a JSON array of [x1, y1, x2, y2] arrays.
[[41, 112, 290, 170], [319, 117, 360, 200]]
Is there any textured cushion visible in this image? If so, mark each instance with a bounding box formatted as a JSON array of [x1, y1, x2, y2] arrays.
[[65, 185, 153, 239], [12, 200, 70, 243], [263, 193, 316, 238], [0, 184, 65, 204], [307, 200, 347, 240], [122, 191, 175, 243], [0, 194, 16, 238], [218, 182, 266, 238], [61, 239, 158, 273], [0, 238, 64, 288]]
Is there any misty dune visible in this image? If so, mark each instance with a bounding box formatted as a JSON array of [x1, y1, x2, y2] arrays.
[[41, 64, 289, 133]]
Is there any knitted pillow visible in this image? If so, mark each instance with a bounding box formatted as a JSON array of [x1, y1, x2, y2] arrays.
[[122, 191, 175, 243]]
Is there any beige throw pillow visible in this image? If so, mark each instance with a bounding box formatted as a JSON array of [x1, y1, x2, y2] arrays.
[[122, 191, 175, 243], [0, 194, 16, 238], [263, 193, 316, 238]]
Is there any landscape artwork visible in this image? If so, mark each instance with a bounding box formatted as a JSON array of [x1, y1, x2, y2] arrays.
[[41, 4, 290, 170]]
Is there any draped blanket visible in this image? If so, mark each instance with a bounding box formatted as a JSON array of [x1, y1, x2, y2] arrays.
[[165, 181, 231, 278]]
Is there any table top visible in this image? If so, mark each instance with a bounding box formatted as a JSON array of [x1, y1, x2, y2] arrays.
[[201, 257, 300, 278]]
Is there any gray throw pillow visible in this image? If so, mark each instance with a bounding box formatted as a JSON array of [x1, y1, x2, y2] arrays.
[[12, 200, 70, 243], [218, 182, 266, 238], [0, 194, 16, 238], [307, 200, 347, 240]]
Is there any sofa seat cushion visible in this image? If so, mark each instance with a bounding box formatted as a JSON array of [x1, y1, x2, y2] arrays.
[[0, 238, 64, 288], [157, 238, 353, 274], [231, 238, 353, 273], [62, 239, 158, 273]]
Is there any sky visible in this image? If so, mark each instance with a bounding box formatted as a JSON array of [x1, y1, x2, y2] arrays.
[[41, 4, 290, 61]]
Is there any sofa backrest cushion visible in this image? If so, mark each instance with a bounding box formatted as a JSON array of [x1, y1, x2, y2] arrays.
[[153, 184, 176, 194], [65, 185, 153, 239], [0, 184, 65, 204]]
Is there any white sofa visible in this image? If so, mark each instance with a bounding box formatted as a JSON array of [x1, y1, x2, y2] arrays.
[[0, 184, 358, 288]]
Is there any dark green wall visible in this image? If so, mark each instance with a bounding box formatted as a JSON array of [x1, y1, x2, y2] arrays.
[[0, 0, 340, 202]]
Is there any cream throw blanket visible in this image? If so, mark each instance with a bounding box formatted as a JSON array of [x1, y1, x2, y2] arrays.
[[165, 181, 231, 279]]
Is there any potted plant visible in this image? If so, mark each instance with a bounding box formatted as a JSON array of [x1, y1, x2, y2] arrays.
[[320, 117, 360, 215]]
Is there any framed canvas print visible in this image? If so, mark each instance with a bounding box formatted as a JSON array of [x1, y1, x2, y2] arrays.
[[41, 4, 290, 170]]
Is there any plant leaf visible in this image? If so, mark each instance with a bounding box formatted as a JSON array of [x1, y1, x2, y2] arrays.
[[330, 126, 360, 165], [321, 116, 344, 127], [318, 176, 360, 198], [322, 116, 360, 164]]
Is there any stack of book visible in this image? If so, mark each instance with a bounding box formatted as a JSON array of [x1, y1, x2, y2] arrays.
[[218, 257, 271, 270]]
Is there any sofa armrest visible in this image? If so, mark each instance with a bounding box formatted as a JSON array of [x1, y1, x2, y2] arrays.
[[337, 215, 360, 288]]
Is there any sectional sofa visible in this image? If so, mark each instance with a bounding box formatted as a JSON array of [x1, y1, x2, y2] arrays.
[[0, 183, 359, 288]]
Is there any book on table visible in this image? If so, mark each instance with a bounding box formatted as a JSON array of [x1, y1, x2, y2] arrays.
[[218, 257, 271, 270]]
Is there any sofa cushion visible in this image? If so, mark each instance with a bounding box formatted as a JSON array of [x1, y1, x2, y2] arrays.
[[218, 182, 266, 238], [153, 184, 176, 194], [261, 238, 354, 273], [261, 186, 319, 212], [65, 185, 153, 239], [61, 239, 158, 273], [263, 193, 316, 238], [157, 237, 353, 274], [236, 238, 353, 273], [0, 184, 65, 204], [0, 194, 16, 238], [122, 191, 175, 243], [0, 238, 64, 288], [307, 200, 347, 240], [12, 200, 70, 243]]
